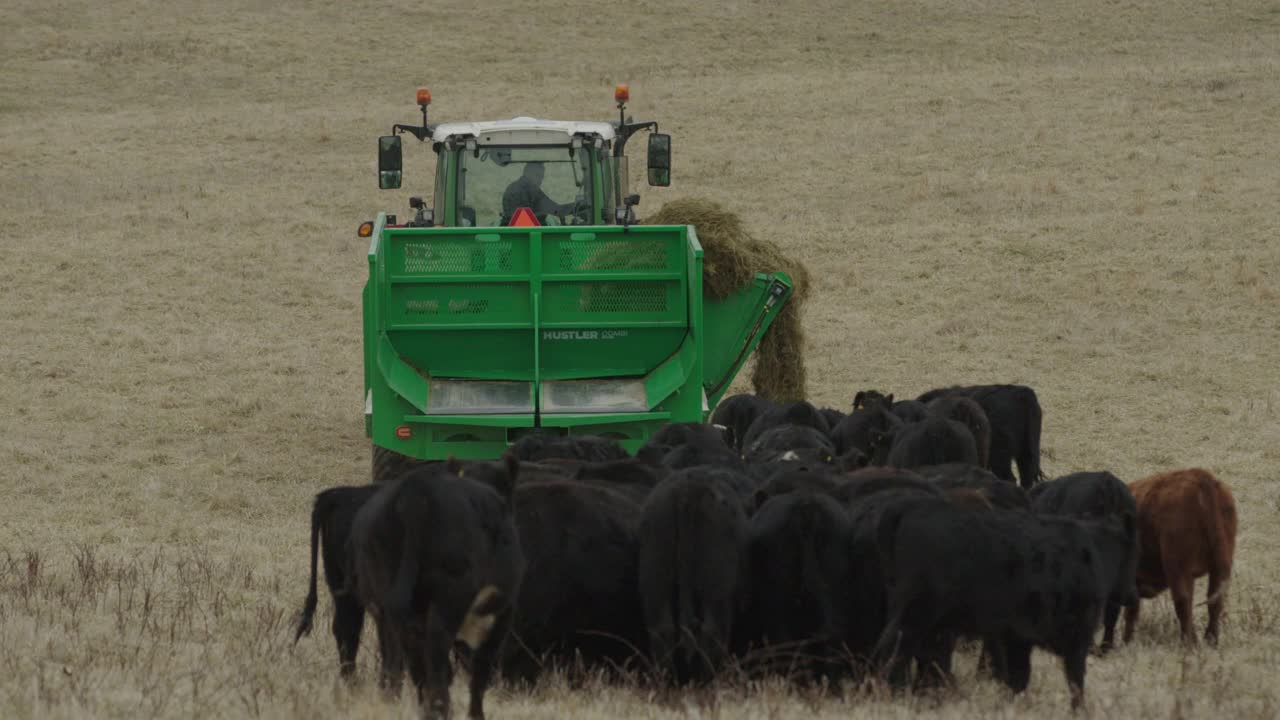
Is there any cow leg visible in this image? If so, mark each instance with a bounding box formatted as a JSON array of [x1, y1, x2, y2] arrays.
[[983, 634, 1007, 682], [1013, 450, 1039, 491], [467, 609, 511, 720], [1169, 575, 1198, 646], [698, 603, 732, 683], [333, 594, 365, 680], [872, 616, 921, 691], [1097, 598, 1121, 654], [1062, 642, 1089, 711], [1001, 636, 1033, 694], [1122, 599, 1140, 644], [1205, 570, 1227, 647], [375, 618, 405, 697], [988, 444, 1015, 483], [423, 608, 455, 720], [402, 619, 430, 706], [498, 631, 541, 688], [647, 622, 678, 684], [913, 632, 955, 691]]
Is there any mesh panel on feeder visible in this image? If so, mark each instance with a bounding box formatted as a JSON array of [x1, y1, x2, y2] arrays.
[[643, 198, 810, 403]]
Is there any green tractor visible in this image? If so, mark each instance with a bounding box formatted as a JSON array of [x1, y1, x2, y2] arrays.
[[362, 85, 793, 475]]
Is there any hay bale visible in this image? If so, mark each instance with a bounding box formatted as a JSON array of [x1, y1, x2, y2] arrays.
[[644, 198, 810, 403]]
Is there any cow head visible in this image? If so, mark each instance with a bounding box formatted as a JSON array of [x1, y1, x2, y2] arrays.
[[867, 426, 897, 466], [837, 448, 869, 472], [853, 390, 893, 411]]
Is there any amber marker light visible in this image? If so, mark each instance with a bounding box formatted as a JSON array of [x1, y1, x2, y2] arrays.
[[357, 221, 374, 237], [614, 83, 630, 104], [417, 87, 432, 106]]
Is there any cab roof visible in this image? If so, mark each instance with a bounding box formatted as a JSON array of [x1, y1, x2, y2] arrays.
[[431, 117, 616, 145]]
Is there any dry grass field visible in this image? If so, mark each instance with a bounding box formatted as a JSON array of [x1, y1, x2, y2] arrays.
[[3, 0, 1279, 716]]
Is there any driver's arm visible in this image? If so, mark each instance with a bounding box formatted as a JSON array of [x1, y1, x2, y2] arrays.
[[533, 188, 572, 216]]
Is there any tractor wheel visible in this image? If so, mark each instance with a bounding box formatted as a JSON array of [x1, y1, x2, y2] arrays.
[[371, 444, 426, 484]]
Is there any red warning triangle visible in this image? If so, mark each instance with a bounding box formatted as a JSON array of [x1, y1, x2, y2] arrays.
[[509, 207, 540, 227]]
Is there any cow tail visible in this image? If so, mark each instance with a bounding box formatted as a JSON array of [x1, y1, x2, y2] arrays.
[[385, 494, 424, 624], [294, 489, 330, 643], [1019, 393, 1046, 487], [1199, 472, 1236, 606], [675, 499, 701, 663], [801, 504, 838, 639]]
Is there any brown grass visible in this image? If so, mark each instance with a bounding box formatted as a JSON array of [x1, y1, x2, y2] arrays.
[[2, 0, 1280, 716]]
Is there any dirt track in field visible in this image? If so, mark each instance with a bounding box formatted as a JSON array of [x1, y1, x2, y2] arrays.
[[1, 0, 1278, 716]]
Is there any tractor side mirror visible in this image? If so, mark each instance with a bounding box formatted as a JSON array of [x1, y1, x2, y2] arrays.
[[646, 133, 671, 187], [378, 135, 403, 189]]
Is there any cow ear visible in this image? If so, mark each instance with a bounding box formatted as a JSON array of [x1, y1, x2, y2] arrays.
[[446, 455, 464, 476], [853, 391, 866, 409], [886, 393, 895, 405], [496, 452, 519, 500]]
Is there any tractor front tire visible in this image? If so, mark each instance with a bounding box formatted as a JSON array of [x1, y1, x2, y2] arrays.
[[371, 444, 426, 484]]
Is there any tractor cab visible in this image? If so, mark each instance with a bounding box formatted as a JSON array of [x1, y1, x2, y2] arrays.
[[378, 85, 670, 229]]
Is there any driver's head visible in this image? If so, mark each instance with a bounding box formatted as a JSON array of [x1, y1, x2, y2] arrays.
[[523, 162, 545, 186]]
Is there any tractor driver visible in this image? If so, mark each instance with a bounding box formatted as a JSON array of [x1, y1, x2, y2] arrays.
[[502, 162, 576, 224]]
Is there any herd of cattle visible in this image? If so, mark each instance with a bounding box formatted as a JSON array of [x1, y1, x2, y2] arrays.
[[292, 383, 1239, 719]]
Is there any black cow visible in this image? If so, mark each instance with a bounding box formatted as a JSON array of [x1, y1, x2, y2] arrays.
[[710, 394, 774, 450], [917, 464, 1029, 510], [872, 500, 1131, 710], [652, 440, 744, 472], [819, 407, 848, 429], [830, 404, 902, 458], [844, 489, 945, 685], [1030, 471, 1140, 652], [740, 400, 831, 453], [348, 458, 523, 720], [889, 400, 931, 424], [852, 390, 893, 410], [642, 422, 733, 454], [741, 491, 853, 685], [881, 415, 979, 469], [294, 484, 380, 678], [917, 384, 1044, 488], [834, 467, 940, 506], [638, 467, 752, 684], [511, 434, 630, 463], [637, 421, 741, 472], [570, 458, 667, 504], [926, 395, 992, 469], [751, 465, 845, 508], [744, 424, 836, 465], [502, 479, 648, 684]]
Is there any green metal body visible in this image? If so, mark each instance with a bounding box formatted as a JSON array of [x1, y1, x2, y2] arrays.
[[363, 213, 793, 459]]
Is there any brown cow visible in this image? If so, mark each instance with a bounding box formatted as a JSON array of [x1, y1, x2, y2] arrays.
[[1123, 468, 1237, 646]]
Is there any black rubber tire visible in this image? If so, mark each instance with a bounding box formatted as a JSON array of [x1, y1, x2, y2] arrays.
[[371, 444, 427, 484]]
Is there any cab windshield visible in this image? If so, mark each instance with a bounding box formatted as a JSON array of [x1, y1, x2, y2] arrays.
[[458, 145, 594, 227]]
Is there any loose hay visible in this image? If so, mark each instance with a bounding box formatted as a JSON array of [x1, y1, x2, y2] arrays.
[[644, 198, 811, 403]]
